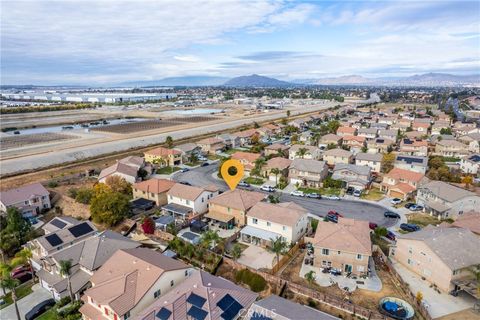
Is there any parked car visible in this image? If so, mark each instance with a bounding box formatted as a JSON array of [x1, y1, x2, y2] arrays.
[[346, 187, 354, 195], [179, 181, 192, 186], [238, 181, 250, 188], [180, 168, 190, 173], [197, 156, 207, 161], [290, 190, 305, 197], [324, 195, 340, 200], [326, 214, 338, 223], [384, 211, 400, 219], [306, 192, 321, 199], [260, 185, 276, 192], [410, 204, 424, 211], [25, 299, 56, 320], [386, 231, 396, 241], [12, 271, 33, 284], [201, 162, 209, 167], [369, 222, 378, 230], [353, 190, 362, 197], [404, 202, 415, 209], [10, 265, 30, 278], [391, 198, 402, 205], [328, 210, 343, 217], [400, 223, 421, 232]]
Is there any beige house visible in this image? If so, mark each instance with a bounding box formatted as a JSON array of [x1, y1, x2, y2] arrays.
[[336, 126, 357, 137], [458, 133, 480, 153], [399, 138, 428, 156], [132, 178, 176, 206], [355, 152, 382, 173], [79, 248, 193, 320], [231, 151, 261, 175], [262, 157, 292, 183], [380, 168, 425, 200], [144, 147, 182, 167], [196, 137, 225, 154], [288, 144, 321, 160], [289, 158, 328, 187], [206, 189, 265, 227], [264, 143, 290, 157], [318, 133, 343, 149], [309, 218, 372, 275], [323, 148, 353, 166], [342, 135, 366, 153], [391, 226, 480, 293], [434, 140, 469, 158], [366, 138, 395, 154]]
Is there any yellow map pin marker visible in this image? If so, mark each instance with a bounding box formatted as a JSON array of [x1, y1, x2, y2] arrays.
[[221, 159, 244, 190]]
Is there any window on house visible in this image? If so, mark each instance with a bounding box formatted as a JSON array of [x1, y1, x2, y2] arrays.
[[357, 254, 362, 260], [337, 251, 341, 255], [322, 248, 329, 255], [124, 311, 131, 320], [169, 195, 173, 200], [253, 218, 258, 224], [408, 259, 414, 265], [227, 207, 231, 213], [267, 222, 271, 227], [151, 193, 154, 197], [154, 289, 161, 298], [170, 280, 174, 287], [186, 200, 190, 205], [185, 270, 189, 277], [104, 308, 109, 315], [453, 270, 460, 275], [282, 226, 286, 231]]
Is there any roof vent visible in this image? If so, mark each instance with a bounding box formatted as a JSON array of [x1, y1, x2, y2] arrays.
[[207, 282, 211, 286]]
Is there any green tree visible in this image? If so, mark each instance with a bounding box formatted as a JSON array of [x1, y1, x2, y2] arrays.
[[311, 219, 319, 233], [1, 276, 21, 320], [295, 147, 309, 159], [304, 270, 316, 288], [326, 120, 340, 134], [374, 227, 388, 238], [59, 260, 74, 301], [105, 175, 132, 195], [270, 236, 288, 265], [75, 187, 94, 204], [0, 208, 31, 257], [232, 244, 242, 261], [286, 110, 291, 117], [201, 230, 222, 250], [90, 184, 130, 226], [429, 156, 445, 170], [381, 152, 395, 173], [165, 136, 174, 148], [440, 127, 452, 135]]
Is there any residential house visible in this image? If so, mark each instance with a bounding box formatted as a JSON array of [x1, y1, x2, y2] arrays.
[[42, 216, 80, 235], [133, 178, 176, 206], [370, 122, 389, 130], [342, 135, 366, 154], [289, 159, 328, 187], [144, 147, 182, 167], [378, 116, 397, 126], [206, 189, 265, 227], [263, 157, 292, 183], [390, 121, 411, 132], [241, 202, 309, 246], [232, 129, 259, 146], [434, 140, 469, 158], [299, 131, 313, 145], [318, 133, 342, 150], [336, 126, 357, 137], [378, 129, 398, 141], [29, 221, 98, 269], [196, 137, 225, 154], [288, 118, 308, 130], [288, 144, 321, 160], [451, 211, 480, 236], [98, 162, 140, 184], [173, 143, 202, 163], [163, 183, 219, 219], [246, 295, 339, 320], [332, 164, 371, 190], [431, 121, 451, 135], [412, 121, 430, 133], [231, 151, 261, 176], [366, 137, 394, 154], [460, 154, 480, 175], [381, 168, 426, 200], [355, 153, 382, 173], [416, 181, 480, 218], [137, 270, 258, 320], [257, 123, 281, 137], [390, 226, 480, 292], [309, 218, 372, 275], [458, 133, 480, 153], [323, 148, 354, 166], [357, 127, 378, 140], [399, 138, 428, 156], [216, 133, 240, 149], [264, 143, 289, 157], [394, 154, 428, 174], [37, 231, 139, 300], [79, 248, 193, 320], [0, 182, 51, 217]]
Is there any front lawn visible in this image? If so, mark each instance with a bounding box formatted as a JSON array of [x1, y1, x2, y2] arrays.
[[244, 177, 264, 185], [298, 187, 320, 194], [360, 188, 385, 201], [207, 154, 221, 160], [0, 281, 34, 310], [406, 213, 450, 227], [155, 166, 181, 174], [36, 309, 57, 320]]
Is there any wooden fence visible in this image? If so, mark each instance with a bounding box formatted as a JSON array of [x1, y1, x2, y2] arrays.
[[270, 238, 304, 275]]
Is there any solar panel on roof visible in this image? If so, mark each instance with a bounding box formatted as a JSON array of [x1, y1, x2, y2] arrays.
[[45, 234, 63, 247], [220, 300, 243, 320], [187, 306, 208, 320], [217, 294, 236, 311], [155, 307, 172, 320], [187, 293, 206, 308], [250, 312, 273, 320], [49, 218, 67, 229], [68, 222, 93, 238]]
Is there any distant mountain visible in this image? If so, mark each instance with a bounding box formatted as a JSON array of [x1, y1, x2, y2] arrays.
[[224, 74, 291, 87], [120, 76, 229, 87]]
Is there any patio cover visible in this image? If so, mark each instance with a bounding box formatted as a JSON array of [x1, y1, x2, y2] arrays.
[[452, 278, 480, 299], [205, 211, 234, 223], [162, 203, 192, 216], [240, 225, 281, 241], [424, 200, 449, 213]]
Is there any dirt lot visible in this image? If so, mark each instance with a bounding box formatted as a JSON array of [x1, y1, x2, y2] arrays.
[[0, 132, 78, 150]]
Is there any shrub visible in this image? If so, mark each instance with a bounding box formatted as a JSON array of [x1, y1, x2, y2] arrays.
[[307, 298, 317, 308], [141, 216, 155, 234], [75, 187, 94, 204], [67, 188, 78, 199], [55, 296, 71, 308], [47, 181, 58, 188], [235, 269, 266, 292]]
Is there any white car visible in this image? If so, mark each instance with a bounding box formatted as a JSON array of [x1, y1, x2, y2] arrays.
[[324, 195, 340, 200], [391, 198, 402, 205], [353, 190, 361, 197], [260, 185, 276, 192], [290, 190, 305, 197], [197, 156, 207, 161]]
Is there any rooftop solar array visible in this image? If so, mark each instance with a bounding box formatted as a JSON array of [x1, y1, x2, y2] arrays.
[[68, 222, 94, 238], [49, 218, 67, 229], [396, 156, 424, 164], [187, 293, 206, 308], [156, 307, 172, 320], [187, 305, 208, 320], [45, 234, 63, 247], [217, 294, 244, 320]]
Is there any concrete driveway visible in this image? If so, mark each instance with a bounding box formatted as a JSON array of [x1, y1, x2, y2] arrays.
[[1, 284, 52, 320], [237, 245, 276, 270]]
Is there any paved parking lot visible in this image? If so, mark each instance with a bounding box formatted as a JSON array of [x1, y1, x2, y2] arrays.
[[1, 284, 51, 320]]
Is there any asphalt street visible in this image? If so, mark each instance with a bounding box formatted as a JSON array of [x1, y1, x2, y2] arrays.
[[173, 162, 397, 228]]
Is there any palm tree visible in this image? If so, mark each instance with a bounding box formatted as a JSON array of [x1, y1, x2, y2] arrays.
[[270, 168, 280, 186], [304, 270, 316, 288], [59, 260, 74, 301], [270, 236, 288, 265], [296, 147, 309, 159], [231, 244, 242, 261], [0, 263, 12, 295], [1, 276, 21, 320], [201, 230, 221, 250]]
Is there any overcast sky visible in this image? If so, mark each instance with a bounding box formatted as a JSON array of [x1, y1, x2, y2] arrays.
[[1, 0, 479, 85]]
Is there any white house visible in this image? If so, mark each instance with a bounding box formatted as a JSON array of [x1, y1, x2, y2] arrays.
[[163, 183, 219, 219], [460, 154, 480, 175]]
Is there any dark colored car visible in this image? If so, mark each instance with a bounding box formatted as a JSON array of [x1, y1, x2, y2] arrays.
[[10, 265, 30, 277], [25, 299, 56, 320], [346, 187, 354, 195], [384, 211, 400, 219], [400, 223, 421, 232], [201, 162, 209, 167], [386, 231, 396, 241], [326, 214, 338, 223], [369, 222, 378, 230], [179, 181, 192, 186], [328, 210, 343, 217], [404, 203, 415, 209]]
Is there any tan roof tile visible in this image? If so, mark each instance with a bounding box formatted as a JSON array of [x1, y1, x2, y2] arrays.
[[133, 178, 176, 194], [247, 202, 307, 227], [209, 189, 265, 211]]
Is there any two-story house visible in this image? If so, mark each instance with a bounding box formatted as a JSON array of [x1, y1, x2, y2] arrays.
[[264, 143, 290, 157], [331, 164, 371, 191], [132, 178, 176, 206], [144, 147, 182, 167], [79, 248, 193, 320], [342, 135, 366, 154], [357, 127, 378, 140], [323, 148, 354, 166], [232, 129, 259, 146], [0, 182, 51, 217], [394, 154, 428, 174], [399, 138, 428, 157], [196, 137, 225, 154], [390, 226, 480, 293], [434, 140, 469, 158], [262, 157, 292, 183], [288, 144, 321, 160], [308, 218, 372, 276], [458, 133, 480, 153], [378, 129, 398, 141], [460, 154, 480, 175], [366, 138, 395, 154], [416, 181, 480, 219], [318, 134, 343, 150], [381, 168, 426, 200], [336, 126, 357, 137], [241, 202, 308, 247], [173, 143, 202, 163], [163, 183, 219, 219], [231, 151, 261, 176], [355, 153, 382, 173], [288, 159, 328, 187], [206, 189, 265, 227]]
